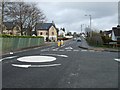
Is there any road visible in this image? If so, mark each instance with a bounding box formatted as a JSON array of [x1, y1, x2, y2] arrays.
[[1, 38, 119, 89]]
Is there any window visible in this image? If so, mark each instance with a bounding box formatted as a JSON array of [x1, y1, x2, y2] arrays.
[[46, 32, 48, 35], [40, 32, 42, 35], [52, 32, 54, 35]]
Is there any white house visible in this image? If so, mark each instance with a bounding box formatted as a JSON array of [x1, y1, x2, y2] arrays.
[[58, 28, 66, 37], [111, 26, 120, 41]]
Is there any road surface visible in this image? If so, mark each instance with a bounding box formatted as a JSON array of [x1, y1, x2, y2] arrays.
[[1, 38, 119, 89]]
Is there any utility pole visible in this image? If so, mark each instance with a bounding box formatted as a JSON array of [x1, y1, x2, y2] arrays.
[[1, 0, 4, 34], [81, 24, 82, 34], [85, 14, 92, 37]]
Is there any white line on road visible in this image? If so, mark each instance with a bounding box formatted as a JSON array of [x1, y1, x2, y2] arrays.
[[31, 64, 61, 68], [52, 49, 58, 51], [114, 58, 120, 62], [12, 64, 31, 68], [66, 50, 72, 52], [65, 47, 73, 50], [59, 49, 65, 51], [41, 48, 50, 52], [42, 54, 68, 58], [12, 64, 61, 68], [0, 56, 18, 62], [73, 50, 79, 52], [81, 50, 87, 52], [61, 45, 65, 47], [89, 50, 95, 52]]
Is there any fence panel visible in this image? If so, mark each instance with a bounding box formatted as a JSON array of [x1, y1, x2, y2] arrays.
[[1, 37, 44, 52]]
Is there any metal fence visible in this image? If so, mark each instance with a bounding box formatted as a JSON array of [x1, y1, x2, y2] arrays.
[[1, 37, 44, 52]]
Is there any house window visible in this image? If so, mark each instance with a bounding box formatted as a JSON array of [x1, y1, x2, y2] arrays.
[[52, 32, 54, 35], [46, 32, 48, 35], [40, 32, 42, 35]]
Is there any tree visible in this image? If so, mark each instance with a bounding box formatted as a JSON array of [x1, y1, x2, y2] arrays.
[[66, 32, 72, 36], [2, 2, 46, 35]]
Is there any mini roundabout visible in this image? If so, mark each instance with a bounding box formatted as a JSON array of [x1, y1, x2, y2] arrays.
[[12, 54, 68, 68]]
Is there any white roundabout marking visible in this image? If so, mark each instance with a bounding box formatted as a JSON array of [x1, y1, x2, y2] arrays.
[[114, 58, 120, 62], [42, 54, 68, 58], [12, 64, 61, 68], [0, 56, 17, 62], [17, 56, 56, 63]]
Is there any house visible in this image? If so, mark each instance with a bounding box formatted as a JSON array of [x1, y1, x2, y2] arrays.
[[58, 28, 66, 37], [103, 30, 112, 38], [111, 25, 120, 41], [35, 22, 58, 42], [2, 22, 21, 35]]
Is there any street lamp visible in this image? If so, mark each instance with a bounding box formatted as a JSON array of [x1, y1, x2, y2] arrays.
[[81, 24, 84, 33], [85, 14, 92, 37], [1, 0, 4, 34]]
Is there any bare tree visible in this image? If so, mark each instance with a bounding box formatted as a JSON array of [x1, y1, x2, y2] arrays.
[[3, 2, 46, 35], [24, 3, 46, 35]]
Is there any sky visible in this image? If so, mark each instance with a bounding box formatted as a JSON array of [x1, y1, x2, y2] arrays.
[[22, 0, 119, 33]]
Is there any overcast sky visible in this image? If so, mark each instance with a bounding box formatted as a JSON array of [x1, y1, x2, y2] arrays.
[[23, 0, 119, 33]]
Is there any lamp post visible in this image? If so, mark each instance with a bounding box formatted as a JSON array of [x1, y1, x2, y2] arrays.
[[81, 24, 85, 34], [1, 0, 4, 34], [85, 14, 92, 37]]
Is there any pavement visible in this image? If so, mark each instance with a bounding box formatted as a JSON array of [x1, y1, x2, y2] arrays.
[[1, 39, 72, 57], [78, 37, 119, 52]]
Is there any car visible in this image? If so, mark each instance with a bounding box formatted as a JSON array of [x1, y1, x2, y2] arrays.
[[77, 38, 81, 42]]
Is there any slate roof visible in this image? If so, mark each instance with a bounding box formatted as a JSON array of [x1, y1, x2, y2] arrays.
[[3, 22, 15, 30], [103, 30, 112, 35], [36, 23, 55, 30]]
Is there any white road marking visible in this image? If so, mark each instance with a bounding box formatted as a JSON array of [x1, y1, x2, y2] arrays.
[[66, 50, 72, 52], [61, 45, 65, 47], [89, 50, 95, 52], [0, 56, 18, 62], [54, 48, 59, 50], [30, 64, 61, 67], [81, 50, 87, 52], [52, 49, 58, 51], [17, 56, 56, 63], [73, 50, 79, 52], [65, 47, 73, 50], [114, 58, 120, 62], [59, 49, 65, 51], [12, 64, 31, 68], [12, 64, 61, 68], [41, 48, 50, 51], [42, 54, 68, 58]]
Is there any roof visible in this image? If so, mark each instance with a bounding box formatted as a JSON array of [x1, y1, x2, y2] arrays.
[[3, 22, 15, 30], [36, 23, 55, 30], [112, 27, 120, 36], [103, 30, 112, 35]]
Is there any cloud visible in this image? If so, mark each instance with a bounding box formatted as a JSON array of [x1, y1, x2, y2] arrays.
[[37, 2, 118, 32]]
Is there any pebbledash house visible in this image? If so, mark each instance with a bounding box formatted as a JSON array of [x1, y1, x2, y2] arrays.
[[35, 22, 58, 42]]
